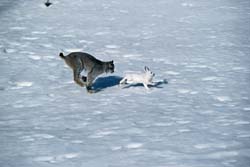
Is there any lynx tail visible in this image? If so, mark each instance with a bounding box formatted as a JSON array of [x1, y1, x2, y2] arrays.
[[59, 52, 65, 59]]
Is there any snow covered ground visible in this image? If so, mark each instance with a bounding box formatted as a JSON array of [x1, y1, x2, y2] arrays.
[[0, 0, 250, 166]]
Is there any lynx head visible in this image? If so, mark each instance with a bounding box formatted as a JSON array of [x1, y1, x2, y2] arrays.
[[105, 60, 115, 73]]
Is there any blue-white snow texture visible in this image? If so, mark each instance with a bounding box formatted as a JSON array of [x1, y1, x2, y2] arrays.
[[0, 0, 250, 167]]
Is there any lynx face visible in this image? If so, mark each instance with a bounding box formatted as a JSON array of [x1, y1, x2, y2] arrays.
[[106, 61, 115, 73]]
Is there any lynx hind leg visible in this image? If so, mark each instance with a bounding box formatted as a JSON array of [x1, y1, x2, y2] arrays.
[[119, 77, 127, 84], [86, 72, 97, 92], [73, 68, 85, 87]]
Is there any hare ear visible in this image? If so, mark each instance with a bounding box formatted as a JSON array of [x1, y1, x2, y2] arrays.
[[144, 66, 149, 71]]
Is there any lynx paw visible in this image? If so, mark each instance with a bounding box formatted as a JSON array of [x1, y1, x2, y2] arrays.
[[81, 76, 87, 82], [87, 89, 96, 94]]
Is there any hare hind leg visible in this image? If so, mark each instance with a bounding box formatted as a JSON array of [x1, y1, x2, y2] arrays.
[[143, 83, 149, 89], [119, 77, 127, 84]]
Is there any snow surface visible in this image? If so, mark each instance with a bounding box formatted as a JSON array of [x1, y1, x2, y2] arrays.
[[0, 0, 250, 167]]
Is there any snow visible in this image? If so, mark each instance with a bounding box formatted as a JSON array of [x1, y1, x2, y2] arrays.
[[0, 0, 250, 167], [126, 143, 144, 149]]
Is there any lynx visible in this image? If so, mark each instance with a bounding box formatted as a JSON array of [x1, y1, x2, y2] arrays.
[[59, 52, 114, 92]]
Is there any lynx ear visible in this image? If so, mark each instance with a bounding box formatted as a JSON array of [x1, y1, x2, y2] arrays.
[[144, 66, 149, 71]]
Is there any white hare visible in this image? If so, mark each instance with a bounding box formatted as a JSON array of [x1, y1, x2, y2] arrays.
[[120, 66, 155, 89]]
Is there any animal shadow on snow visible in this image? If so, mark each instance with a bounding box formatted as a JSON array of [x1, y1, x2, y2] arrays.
[[92, 76, 123, 92], [122, 79, 168, 89]]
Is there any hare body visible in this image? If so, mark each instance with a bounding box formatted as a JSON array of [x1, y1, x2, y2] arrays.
[[120, 66, 155, 89]]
